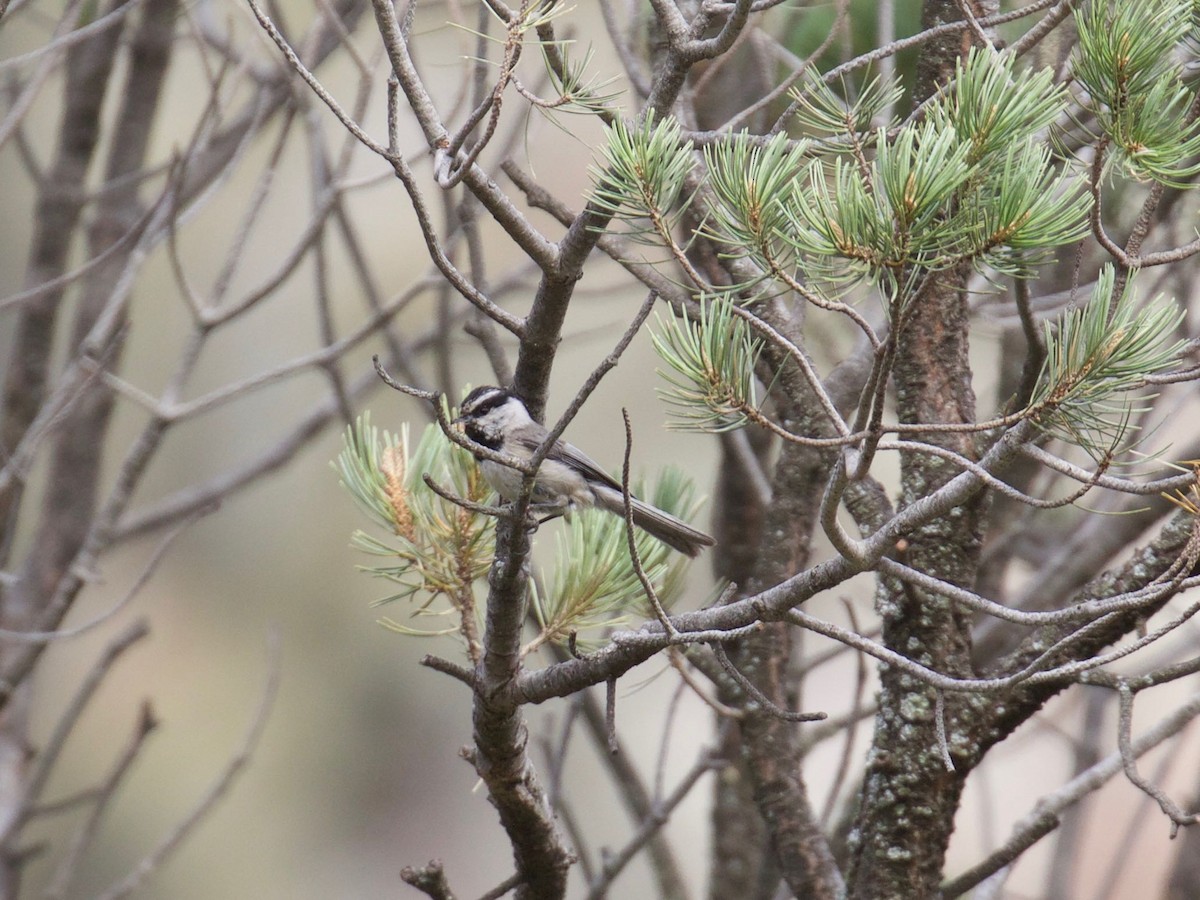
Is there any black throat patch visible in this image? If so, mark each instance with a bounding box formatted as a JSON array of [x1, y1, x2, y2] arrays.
[[463, 419, 502, 453]]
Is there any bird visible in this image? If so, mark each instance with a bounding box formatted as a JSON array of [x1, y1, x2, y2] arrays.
[[452, 385, 715, 557]]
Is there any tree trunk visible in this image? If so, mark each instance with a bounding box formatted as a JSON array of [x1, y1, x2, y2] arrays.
[[847, 5, 997, 895]]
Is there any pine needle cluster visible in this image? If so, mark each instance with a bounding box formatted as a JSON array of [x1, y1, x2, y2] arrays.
[[335, 411, 704, 653], [583, 16, 1191, 455], [334, 414, 494, 640]]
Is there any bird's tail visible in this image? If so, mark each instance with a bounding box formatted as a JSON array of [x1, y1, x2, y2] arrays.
[[593, 486, 715, 557]]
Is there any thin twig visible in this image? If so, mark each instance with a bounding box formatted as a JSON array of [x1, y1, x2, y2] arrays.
[[42, 702, 159, 900], [819, 598, 869, 826], [14, 620, 150, 835], [92, 630, 283, 900], [620, 409, 676, 636], [1117, 682, 1200, 835], [399, 859, 458, 900], [421, 474, 513, 520], [532, 289, 661, 469], [584, 744, 722, 900], [0, 513, 205, 643], [711, 643, 826, 723], [420, 654, 478, 688], [476, 871, 523, 900], [941, 689, 1200, 898], [605, 677, 618, 755], [667, 648, 745, 719]]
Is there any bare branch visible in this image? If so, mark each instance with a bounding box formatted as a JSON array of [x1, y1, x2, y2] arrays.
[[1, 619, 149, 848], [1117, 683, 1200, 835], [711, 643, 825, 723], [942, 690, 1200, 898], [93, 630, 282, 900], [620, 409, 675, 635], [42, 701, 159, 900], [583, 742, 722, 899], [399, 859, 458, 900]]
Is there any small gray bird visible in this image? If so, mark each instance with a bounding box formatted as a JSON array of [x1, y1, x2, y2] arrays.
[[453, 386, 715, 557]]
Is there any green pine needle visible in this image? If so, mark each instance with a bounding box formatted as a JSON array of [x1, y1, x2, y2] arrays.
[[927, 47, 1067, 164], [874, 120, 974, 240], [529, 471, 698, 650], [333, 412, 495, 611], [787, 69, 903, 142], [703, 132, 810, 282], [958, 140, 1090, 272], [539, 42, 623, 115], [1074, 0, 1200, 186], [1031, 265, 1186, 458], [332, 412, 410, 535], [588, 112, 696, 244], [651, 297, 763, 432]]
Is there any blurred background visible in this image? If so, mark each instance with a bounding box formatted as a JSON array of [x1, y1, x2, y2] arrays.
[[1, 0, 1198, 898]]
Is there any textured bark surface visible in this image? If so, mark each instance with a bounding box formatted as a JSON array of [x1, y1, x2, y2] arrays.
[[0, 0, 178, 893], [722, 308, 845, 899], [709, 431, 772, 900], [0, 1, 125, 575], [10, 0, 1200, 895], [472, 522, 572, 900], [846, 4, 999, 890], [848, 260, 984, 898]]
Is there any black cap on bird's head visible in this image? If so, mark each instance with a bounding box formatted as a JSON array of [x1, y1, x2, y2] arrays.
[[453, 386, 528, 452], [456, 385, 516, 422]]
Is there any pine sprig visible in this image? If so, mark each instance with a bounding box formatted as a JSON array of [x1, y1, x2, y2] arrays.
[[773, 51, 1086, 289], [333, 413, 413, 536], [527, 471, 697, 652], [334, 414, 495, 614], [702, 132, 810, 287], [783, 154, 893, 285], [874, 120, 974, 246], [651, 297, 763, 432], [337, 412, 706, 655], [787, 70, 903, 142], [928, 47, 1067, 164], [958, 140, 1090, 272], [782, 122, 977, 283], [1074, 0, 1200, 186], [537, 42, 623, 115], [1031, 265, 1186, 457], [588, 112, 696, 244]]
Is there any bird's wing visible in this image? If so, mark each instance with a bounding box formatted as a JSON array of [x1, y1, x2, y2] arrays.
[[554, 439, 624, 492]]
